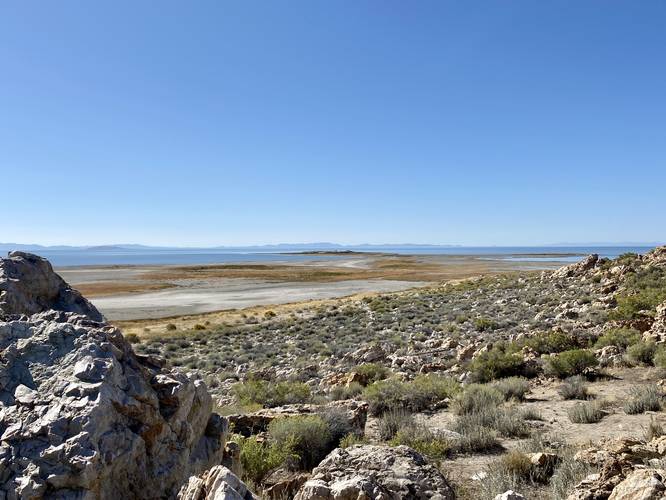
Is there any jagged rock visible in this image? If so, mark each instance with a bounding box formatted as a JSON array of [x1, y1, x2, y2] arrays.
[[608, 468, 666, 500], [228, 400, 367, 437], [567, 459, 628, 500], [0, 251, 104, 322], [595, 345, 624, 367], [553, 254, 599, 279], [644, 302, 666, 343], [222, 441, 242, 477], [293, 444, 455, 499], [178, 465, 255, 500], [0, 253, 226, 499]]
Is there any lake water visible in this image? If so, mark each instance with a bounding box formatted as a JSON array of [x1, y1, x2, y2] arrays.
[[16, 245, 656, 267]]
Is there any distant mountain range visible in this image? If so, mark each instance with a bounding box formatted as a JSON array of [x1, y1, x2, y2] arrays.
[[0, 242, 662, 253]]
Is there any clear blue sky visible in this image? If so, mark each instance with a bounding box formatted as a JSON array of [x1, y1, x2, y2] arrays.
[[2, 1, 665, 246]]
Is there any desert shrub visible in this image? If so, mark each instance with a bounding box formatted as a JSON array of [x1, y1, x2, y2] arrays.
[[479, 450, 536, 499], [362, 375, 459, 416], [546, 350, 598, 378], [492, 377, 530, 401], [268, 415, 331, 470], [377, 409, 414, 441], [452, 384, 503, 415], [654, 346, 666, 369], [352, 363, 389, 384], [319, 407, 355, 446], [558, 376, 590, 400], [390, 424, 450, 461], [454, 406, 529, 439], [623, 385, 662, 414], [520, 331, 580, 354], [594, 328, 641, 349], [626, 341, 657, 365], [234, 434, 297, 484], [232, 379, 311, 408], [470, 345, 527, 383], [645, 418, 665, 441], [193, 323, 206, 330], [125, 333, 141, 344], [404, 374, 460, 412], [165, 323, 177, 331], [339, 433, 367, 448], [551, 450, 596, 500], [567, 400, 606, 423], [329, 382, 363, 401], [611, 267, 666, 320], [474, 317, 498, 332], [450, 419, 499, 453]]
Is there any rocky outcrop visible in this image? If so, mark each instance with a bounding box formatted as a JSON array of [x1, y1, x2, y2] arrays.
[[0, 253, 226, 499], [178, 465, 255, 500], [293, 444, 455, 499], [0, 251, 104, 322], [552, 254, 599, 279], [228, 400, 368, 437]]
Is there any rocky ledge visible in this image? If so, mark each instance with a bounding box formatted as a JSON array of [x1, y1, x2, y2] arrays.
[[0, 252, 227, 499]]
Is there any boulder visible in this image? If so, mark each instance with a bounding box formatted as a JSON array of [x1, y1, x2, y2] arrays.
[[0, 251, 104, 322], [0, 253, 226, 499], [608, 468, 666, 500], [293, 444, 455, 499], [263, 469, 310, 499], [178, 465, 255, 500], [644, 302, 666, 344]]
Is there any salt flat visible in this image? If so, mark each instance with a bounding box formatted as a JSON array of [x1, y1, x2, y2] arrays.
[[91, 277, 422, 320]]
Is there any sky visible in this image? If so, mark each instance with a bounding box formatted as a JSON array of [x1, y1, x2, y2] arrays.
[[1, 1, 665, 247]]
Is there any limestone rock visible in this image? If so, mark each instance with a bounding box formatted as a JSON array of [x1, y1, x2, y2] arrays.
[[0, 251, 104, 322], [293, 444, 455, 499], [0, 253, 226, 499], [553, 254, 599, 279], [608, 468, 666, 500], [178, 465, 255, 500]]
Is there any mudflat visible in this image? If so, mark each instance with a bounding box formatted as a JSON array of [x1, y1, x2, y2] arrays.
[[58, 253, 565, 321]]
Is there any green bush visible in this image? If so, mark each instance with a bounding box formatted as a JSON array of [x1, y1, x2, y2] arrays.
[[352, 363, 389, 385], [626, 341, 657, 366], [594, 328, 641, 349], [474, 317, 498, 332], [654, 346, 666, 368], [390, 424, 450, 461], [362, 374, 459, 416], [470, 345, 527, 383], [269, 415, 331, 470], [450, 420, 499, 453], [520, 331, 580, 355], [329, 382, 364, 401], [610, 267, 666, 320], [232, 379, 311, 408], [339, 433, 367, 448], [546, 350, 598, 378], [492, 377, 531, 401], [234, 434, 297, 484]]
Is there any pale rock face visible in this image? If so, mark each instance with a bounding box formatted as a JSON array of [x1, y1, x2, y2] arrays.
[[0, 253, 227, 499], [607, 468, 666, 500], [552, 254, 599, 279], [177, 465, 256, 500], [293, 444, 455, 500], [0, 251, 104, 322]]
